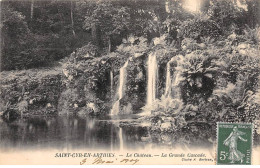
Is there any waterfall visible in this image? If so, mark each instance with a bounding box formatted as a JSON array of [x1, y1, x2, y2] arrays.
[[110, 60, 129, 115], [172, 71, 182, 99], [164, 57, 177, 98], [110, 70, 113, 97], [118, 60, 129, 100], [147, 52, 158, 105], [164, 60, 172, 98], [111, 101, 120, 115], [163, 55, 184, 99]]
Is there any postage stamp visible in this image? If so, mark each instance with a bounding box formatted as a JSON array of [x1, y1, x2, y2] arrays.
[[217, 122, 253, 165]]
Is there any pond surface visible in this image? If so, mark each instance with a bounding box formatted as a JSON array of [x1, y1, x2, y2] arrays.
[[0, 114, 155, 151], [0, 114, 218, 152]]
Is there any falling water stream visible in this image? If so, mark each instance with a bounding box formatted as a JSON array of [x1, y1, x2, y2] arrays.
[[164, 59, 172, 98], [118, 60, 129, 100], [163, 55, 183, 99], [111, 60, 129, 115], [147, 52, 158, 105], [110, 70, 113, 97]]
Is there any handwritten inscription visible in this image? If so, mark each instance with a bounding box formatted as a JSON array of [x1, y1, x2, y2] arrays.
[[120, 158, 140, 164], [80, 157, 140, 165], [92, 157, 114, 164], [80, 158, 87, 165]]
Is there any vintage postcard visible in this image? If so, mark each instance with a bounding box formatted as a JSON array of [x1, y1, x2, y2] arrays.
[[0, 0, 260, 165]]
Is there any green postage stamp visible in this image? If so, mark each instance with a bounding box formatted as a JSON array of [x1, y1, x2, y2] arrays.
[[217, 122, 253, 165]]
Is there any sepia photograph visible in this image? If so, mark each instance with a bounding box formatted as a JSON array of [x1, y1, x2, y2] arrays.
[[0, 0, 260, 165]]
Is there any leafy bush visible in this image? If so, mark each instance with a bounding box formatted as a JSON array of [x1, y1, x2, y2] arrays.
[[141, 97, 186, 131], [175, 51, 219, 103], [116, 35, 149, 57], [179, 15, 222, 41], [75, 42, 100, 60], [242, 26, 260, 45], [0, 68, 63, 117]]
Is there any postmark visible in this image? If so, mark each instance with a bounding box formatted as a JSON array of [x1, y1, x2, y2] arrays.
[[217, 122, 253, 165]]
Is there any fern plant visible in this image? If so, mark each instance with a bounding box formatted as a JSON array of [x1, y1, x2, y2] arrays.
[[243, 25, 260, 45], [174, 51, 220, 103]]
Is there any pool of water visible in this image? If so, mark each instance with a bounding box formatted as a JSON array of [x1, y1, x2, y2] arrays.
[[0, 114, 154, 151], [0, 111, 222, 152]]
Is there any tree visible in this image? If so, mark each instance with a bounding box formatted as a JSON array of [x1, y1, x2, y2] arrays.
[[81, 1, 131, 52], [30, 0, 34, 20], [1, 4, 32, 70], [245, 0, 260, 28], [70, 0, 76, 37], [1, 0, 91, 70], [206, 0, 256, 34]]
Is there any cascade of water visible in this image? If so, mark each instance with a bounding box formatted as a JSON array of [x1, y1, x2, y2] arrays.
[[147, 52, 158, 105], [111, 101, 120, 115], [163, 57, 177, 98], [163, 55, 184, 99], [118, 60, 129, 99], [164, 61, 172, 98], [110, 70, 113, 97], [171, 70, 182, 99], [111, 60, 129, 115]]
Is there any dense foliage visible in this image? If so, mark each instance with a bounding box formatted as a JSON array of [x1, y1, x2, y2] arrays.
[[140, 29, 260, 144], [1, 0, 90, 70], [1, 0, 259, 70]]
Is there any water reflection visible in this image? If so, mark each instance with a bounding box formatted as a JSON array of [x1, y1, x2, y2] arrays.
[[0, 115, 151, 151], [0, 114, 215, 151]]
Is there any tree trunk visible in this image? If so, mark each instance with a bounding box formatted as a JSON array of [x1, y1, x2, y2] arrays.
[[30, 0, 34, 20], [71, 1, 76, 37], [247, 0, 260, 28], [154, 1, 167, 36], [0, 37, 3, 71], [108, 37, 111, 53], [91, 24, 102, 49], [165, 0, 170, 13]]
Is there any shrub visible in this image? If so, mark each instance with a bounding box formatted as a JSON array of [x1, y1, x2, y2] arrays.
[[179, 16, 222, 42]]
